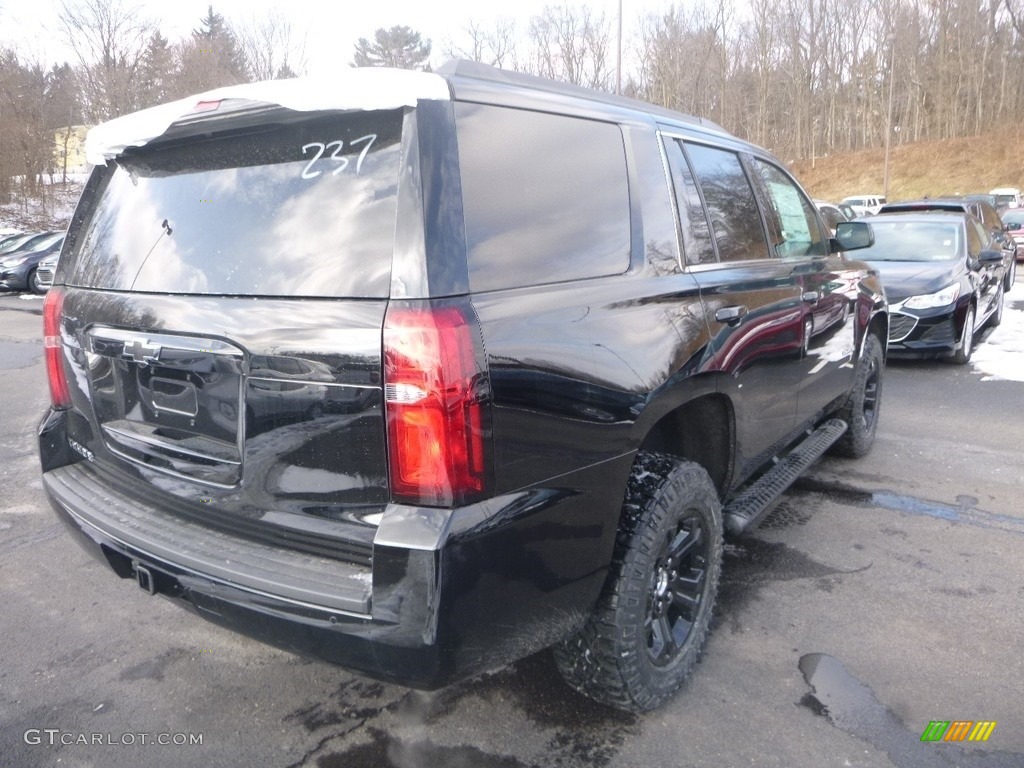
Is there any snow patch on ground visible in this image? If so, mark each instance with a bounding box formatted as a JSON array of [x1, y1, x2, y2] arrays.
[[971, 293, 1024, 382], [0, 182, 83, 233]]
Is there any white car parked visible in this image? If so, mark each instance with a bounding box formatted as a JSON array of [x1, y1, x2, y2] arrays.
[[841, 194, 887, 216]]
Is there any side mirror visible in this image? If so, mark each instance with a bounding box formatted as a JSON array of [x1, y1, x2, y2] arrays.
[[978, 249, 1004, 264], [833, 221, 874, 252], [1005, 221, 1022, 231]]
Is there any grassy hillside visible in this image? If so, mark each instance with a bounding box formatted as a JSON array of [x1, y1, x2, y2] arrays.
[[789, 132, 1024, 204]]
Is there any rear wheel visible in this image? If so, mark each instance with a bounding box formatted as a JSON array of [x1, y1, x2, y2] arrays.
[[553, 453, 722, 712], [951, 306, 975, 365]]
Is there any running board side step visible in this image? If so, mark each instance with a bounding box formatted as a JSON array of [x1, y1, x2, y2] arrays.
[[723, 418, 847, 536]]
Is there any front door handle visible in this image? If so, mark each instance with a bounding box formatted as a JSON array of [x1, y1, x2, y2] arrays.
[[802, 291, 820, 303], [715, 305, 748, 325]]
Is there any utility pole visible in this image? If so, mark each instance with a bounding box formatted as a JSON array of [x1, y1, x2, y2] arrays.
[[616, 0, 623, 94], [883, 35, 895, 199]]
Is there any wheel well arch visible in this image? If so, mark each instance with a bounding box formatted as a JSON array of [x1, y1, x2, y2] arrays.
[[868, 310, 888, 350], [635, 393, 734, 497]]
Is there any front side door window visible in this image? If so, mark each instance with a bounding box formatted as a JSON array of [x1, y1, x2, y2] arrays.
[[750, 159, 828, 259]]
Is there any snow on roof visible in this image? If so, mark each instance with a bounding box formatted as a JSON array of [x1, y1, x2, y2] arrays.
[[85, 69, 451, 166]]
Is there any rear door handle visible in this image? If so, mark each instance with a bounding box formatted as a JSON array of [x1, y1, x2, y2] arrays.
[[715, 305, 748, 325]]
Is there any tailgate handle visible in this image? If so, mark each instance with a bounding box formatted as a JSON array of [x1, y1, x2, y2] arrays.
[[715, 305, 748, 325]]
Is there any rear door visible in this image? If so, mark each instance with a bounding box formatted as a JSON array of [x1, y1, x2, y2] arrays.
[[663, 135, 803, 478]]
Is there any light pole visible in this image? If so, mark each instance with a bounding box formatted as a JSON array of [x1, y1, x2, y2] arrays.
[[883, 34, 896, 199]]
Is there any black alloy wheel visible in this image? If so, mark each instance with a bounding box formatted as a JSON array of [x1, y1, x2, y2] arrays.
[[553, 453, 722, 712], [831, 333, 884, 458], [646, 513, 709, 667]]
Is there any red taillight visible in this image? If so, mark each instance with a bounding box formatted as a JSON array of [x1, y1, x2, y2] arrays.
[[43, 287, 71, 409], [384, 303, 487, 507]]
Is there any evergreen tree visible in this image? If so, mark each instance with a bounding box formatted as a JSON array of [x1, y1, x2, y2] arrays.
[[177, 4, 249, 92], [353, 26, 431, 70], [138, 31, 175, 106]]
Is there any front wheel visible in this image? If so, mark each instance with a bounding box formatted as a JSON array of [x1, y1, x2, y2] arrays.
[[986, 284, 1004, 329], [553, 453, 722, 712], [29, 268, 46, 295], [951, 305, 975, 365], [830, 333, 884, 458], [1004, 258, 1016, 293]]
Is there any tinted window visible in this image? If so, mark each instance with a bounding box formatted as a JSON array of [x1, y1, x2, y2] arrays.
[[751, 159, 827, 258], [979, 203, 1002, 231], [67, 110, 404, 297], [684, 143, 769, 262], [456, 104, 630, 292], [970, 220, 989, 254], [664, 138, 716, 265]]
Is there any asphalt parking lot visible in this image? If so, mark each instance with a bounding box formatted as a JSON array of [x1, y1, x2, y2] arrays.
[[1, 285, 1022, 768]]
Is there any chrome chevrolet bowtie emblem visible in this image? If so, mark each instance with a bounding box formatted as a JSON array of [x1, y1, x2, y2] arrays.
[[123, 339, 162, 366]]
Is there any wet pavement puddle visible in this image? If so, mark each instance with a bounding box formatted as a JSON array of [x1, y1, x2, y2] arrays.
[[792, 478, 1024, 537], [799, 653, 1022, 768], [286, 654, 636, 768]]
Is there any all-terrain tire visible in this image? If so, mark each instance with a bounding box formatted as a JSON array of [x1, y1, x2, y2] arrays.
[[830, 333, 884, 458], [553, 452, 722, 712]]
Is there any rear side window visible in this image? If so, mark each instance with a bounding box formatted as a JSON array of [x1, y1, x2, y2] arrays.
[[979, 204, 1002, 231], [969, 220, 988, 254], [664, 138, 716, 266], [455, 103, 631, 292], [683, 142, 769, 262], [66, 109, 404, 298]]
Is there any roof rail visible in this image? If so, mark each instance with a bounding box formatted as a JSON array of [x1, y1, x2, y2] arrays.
[[436, 59, 728, 134]]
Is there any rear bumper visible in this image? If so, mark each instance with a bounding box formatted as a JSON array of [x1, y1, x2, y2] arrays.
[[40, 426, 622, 689]]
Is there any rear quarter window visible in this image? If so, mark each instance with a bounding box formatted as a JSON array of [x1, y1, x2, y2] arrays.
[[455, 103, 631, 292], [65, 109, 404, 298]]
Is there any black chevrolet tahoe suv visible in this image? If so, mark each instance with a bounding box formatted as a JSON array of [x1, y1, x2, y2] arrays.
[[39, 61, 887, 712]]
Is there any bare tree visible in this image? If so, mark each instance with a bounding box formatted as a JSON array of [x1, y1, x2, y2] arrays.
[[237, 10, 308, 81], [0, 49, 55, 198], [442, 17, 519, 68], [57, 0, 153, 121], [526, 5, 613, 90]]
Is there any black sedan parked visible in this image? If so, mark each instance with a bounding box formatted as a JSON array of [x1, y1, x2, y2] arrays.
[[0, 232, 64, 294], [843, 212, 1005, 364], [877, 197, 1016, 290]]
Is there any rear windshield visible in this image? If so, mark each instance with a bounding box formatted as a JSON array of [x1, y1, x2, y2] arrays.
[[66, 109, 404, 298]]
